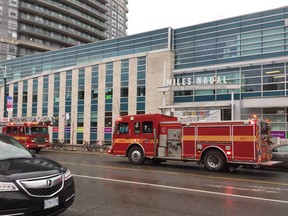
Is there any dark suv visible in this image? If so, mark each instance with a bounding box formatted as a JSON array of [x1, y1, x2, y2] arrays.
[[0, 134, 75, 215]]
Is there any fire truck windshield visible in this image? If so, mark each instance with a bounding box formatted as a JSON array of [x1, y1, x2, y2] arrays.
[[27, 127, 48, 134]]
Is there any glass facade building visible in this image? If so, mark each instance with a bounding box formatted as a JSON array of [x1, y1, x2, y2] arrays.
[[1, 6, 288, 144]]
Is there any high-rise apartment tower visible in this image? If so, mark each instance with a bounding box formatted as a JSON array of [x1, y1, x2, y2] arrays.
[[0, 0, 128, 60]]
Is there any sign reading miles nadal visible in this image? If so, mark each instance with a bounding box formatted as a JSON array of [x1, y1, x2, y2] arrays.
[[170, 76, 226, 91], [158, 76, 240, 91]]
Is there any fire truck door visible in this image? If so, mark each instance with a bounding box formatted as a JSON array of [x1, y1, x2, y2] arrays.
[[141, 121, 155, 157], [19, 126, 26, 145], [182, 126, 196, 158]]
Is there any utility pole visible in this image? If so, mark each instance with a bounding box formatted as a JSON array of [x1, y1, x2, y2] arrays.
[[0, 65, 7, 117]]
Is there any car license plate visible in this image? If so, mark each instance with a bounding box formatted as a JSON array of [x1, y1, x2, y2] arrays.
[[38, 145, 46, 147], [44, 197, 59, 209]]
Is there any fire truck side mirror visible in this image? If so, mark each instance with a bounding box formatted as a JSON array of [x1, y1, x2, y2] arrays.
[[153, 128, 156, 138]]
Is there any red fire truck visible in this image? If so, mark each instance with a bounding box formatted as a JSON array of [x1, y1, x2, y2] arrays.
[[0, 117, 52, 153], [110, 113, 276, 171]]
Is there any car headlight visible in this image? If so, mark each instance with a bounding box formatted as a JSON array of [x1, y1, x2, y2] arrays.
[[64, 169, 72, 181], [0, 182, 19, 192]]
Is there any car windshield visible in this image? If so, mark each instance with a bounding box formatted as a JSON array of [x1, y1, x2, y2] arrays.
[[0, 136, 33, 160]]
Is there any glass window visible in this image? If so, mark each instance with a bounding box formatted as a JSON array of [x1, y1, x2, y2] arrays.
[[241, 37, 261, 45], [241, 43, 261, 50], [262, 27, 284, 36], [263, 34, 284, 41], [263, 83, 284, 90], [242, 77, 261, 85], [134, 122, 140, 134], [242, 85, 261, 92], [32, 95, 37, 103], [12, 127, 18, 134], [241, 31, 261, 39], [142, 121, 153, 134], [241, 49, 261, 56], [263, 46, 284, 53], [78, 90, 85, 100], [121, 88, 128, 97], [54, 92, 60, 102], [23, 93, 28, 103], [91, 89, 98, 99], [118, 122, 128, 134], [263, 40, 284, 47], [105, 88, 113, 99], [137, 87, 145, 96], [19, 126, 25, 135], [241, 67, 261, 77]]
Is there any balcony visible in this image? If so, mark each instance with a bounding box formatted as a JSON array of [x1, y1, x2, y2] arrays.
[[65, 0, 108, 22], [19, 15, 99, 43], [19, 2, 107, 39], [20, 1, 108, 31], [85, 0, 108, 13], [18, 24, 82, 47], [17, 38, 59, 52]]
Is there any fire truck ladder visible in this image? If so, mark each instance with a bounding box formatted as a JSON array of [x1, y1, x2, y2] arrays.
[[7, 116, 55, 125]]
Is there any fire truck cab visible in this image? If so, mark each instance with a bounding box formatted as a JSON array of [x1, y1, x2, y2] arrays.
[[111, 113, 275, 172]]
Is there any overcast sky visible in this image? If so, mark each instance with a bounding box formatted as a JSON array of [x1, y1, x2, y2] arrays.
[[127, 0, 288, 35]]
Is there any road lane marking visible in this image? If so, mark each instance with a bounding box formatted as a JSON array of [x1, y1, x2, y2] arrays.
[[60, 161, 288, 187], [208, 184, 288, 194], [73, 174, 288, 204]]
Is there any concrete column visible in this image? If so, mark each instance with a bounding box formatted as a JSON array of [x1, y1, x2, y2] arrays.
[[26, 79, 33, 116], [84, 66, 92, 142], [58, 71, 66, 141], [112, 60, 121, 131], [146, 51, 174, 113], [37, 76, 43, 117], [97, 64, 106, 141], [128, 58, 137, 114], [71, 69, 79, 144], [17, 81, 23, 117]]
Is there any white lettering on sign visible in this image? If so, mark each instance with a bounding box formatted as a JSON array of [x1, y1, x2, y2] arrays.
[[165, 76, 230, 91], [169, 76, 227, 87], [157, 76, 239, 92]]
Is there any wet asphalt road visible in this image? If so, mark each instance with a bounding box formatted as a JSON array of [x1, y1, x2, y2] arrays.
[[40, 150, 288, 216]]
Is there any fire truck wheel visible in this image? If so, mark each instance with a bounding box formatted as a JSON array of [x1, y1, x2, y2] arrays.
[[128, 146, 145, 165], [203, 150, 226, 172]]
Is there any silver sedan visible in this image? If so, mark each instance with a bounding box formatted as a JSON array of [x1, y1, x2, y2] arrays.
[[272, 144, 288, 166]]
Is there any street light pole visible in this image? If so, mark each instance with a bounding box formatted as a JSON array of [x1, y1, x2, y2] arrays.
[[0, 65, 7, 117]]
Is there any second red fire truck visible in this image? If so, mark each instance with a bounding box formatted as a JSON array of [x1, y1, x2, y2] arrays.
[[110, 113, 276, 171], [0, 117, 52, 153]]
